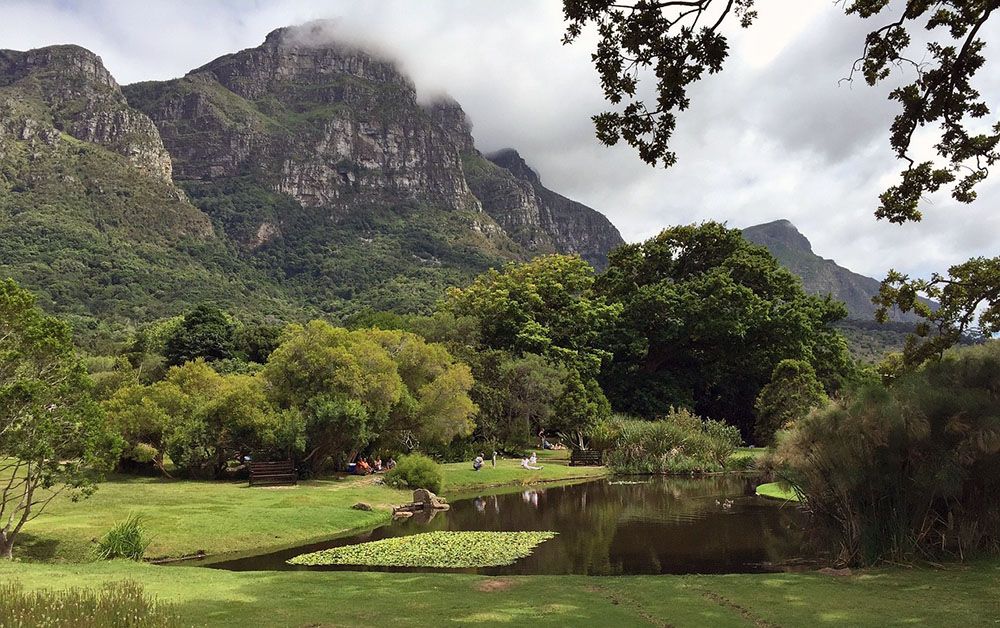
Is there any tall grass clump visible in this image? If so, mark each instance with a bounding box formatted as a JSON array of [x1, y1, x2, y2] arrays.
[[592, 408, 743, 474], [775, 341, 1000, 566], [384, 453, 444, 493], [95, 514, 150, 561], [0, 580, 180, 627]]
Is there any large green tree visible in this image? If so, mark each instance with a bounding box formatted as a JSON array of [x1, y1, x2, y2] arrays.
[[0, 279, 121, 558], [443, 254, 621, 376], [596, 223, 852, 438], [564, 0, 1000, 362], [163, 304, 235, 367], [442, 255, 620, 447], [753, 359, 829, 446]]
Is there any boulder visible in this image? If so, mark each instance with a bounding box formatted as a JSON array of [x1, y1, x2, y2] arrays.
[[351, 502, 373, 511]]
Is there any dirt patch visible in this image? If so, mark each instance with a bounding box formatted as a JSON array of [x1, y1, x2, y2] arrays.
[[700, 590, 779, 628], [475, 579, 516, 592]]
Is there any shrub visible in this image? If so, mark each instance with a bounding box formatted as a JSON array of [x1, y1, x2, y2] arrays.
[[594, 408, 744, 474], [384, 453, 444, 493], [775, 341, 1000, 565], [95, 514, 150, 561], [0, 580, 180, 627]]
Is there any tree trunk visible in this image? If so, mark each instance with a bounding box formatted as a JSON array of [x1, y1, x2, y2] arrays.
[[0, 530, 13, 559]]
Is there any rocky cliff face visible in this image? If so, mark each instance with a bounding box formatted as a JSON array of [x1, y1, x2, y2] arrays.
[[0, 45, 174, 182], [124, 23, 480, 214], [464, 148, 624, 270], [124, 22, 623, 267], [742, 219, 927, 323]]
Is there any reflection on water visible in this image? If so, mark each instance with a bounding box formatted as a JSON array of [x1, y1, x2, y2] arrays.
[[199, 475, 811, 575]]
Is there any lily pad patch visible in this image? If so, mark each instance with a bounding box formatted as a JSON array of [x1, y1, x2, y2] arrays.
[[287, 531, 557, 568]]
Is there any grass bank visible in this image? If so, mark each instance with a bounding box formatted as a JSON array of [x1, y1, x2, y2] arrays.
[[15, 450, 604, 563], [1, 559, 997, 627]]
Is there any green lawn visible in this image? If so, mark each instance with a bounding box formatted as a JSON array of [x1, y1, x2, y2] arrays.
[[14, 450, 604, 563], [2, 559, 997, 627]]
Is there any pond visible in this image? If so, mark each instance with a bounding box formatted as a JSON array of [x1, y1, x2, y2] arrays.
[[193, 475, 814, 575]]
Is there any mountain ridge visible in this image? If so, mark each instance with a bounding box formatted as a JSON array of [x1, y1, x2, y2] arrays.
[[0, 25, 623, 335]]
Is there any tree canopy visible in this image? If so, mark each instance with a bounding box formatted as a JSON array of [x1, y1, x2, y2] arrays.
[[595, 222, 852, 438]]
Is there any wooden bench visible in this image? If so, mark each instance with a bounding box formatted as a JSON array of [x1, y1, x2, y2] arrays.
[[569, 449, 603, 466], [248, 460, 297, 486]]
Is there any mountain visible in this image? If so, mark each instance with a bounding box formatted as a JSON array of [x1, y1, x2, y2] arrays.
[[742, 219, 924, 323], [742, 219, 935, 362], [0, 44, 300, 332], [464, 148, 623, 270], [0, 23, 623, 337]]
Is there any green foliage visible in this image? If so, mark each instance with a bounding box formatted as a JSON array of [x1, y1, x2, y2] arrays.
[[596, 222, 852, 437], [163, 304, 235, 366], [553, 369, 612, 449], [384, 453, 444, 493], [595, 408, 744, 474], [0, 580, 180, 628], [95, 514, 150, 561], [104, 360, 304, 478], [776, 341, 1000, 565], [753, 359, 828, 446], [875, 257, 1000, 365], [287, 531, 557, 568], [444, 254, 620, 375], [564, 0, 1000, 369], [0, 278, 121, 558], [562, 0, 758, 167]]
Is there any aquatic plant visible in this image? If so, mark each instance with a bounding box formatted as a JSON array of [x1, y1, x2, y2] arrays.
[[288, 531, 557, 568]]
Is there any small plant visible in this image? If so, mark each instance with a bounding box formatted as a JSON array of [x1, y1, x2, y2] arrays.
[[0, 580, 180, 627], [95, 513, 150, 561], [384, 453, 444, 493]]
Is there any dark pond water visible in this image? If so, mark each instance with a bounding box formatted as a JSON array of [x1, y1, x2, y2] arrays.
[[192, 475, 813, 575]]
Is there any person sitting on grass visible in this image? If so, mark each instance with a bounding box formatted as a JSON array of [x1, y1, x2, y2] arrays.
[[521, 457, 542, 471], [529, 451, 537, 466], [373, 457, 383, 473], [385, 457, 396, 470], [473, 453, 484, 471], [356, 458, 371, 475]]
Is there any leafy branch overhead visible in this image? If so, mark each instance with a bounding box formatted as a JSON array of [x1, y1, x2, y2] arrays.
[[844, 0, 1000, 223], [563, 0, 758, 167]]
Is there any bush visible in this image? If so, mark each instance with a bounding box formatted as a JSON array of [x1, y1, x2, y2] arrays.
[[95, 514, 150, 561], [0, 580, 179, 627], [384, 453, 444, 493], [776, 341, 1000, 566], [593, 408, 744, 474]]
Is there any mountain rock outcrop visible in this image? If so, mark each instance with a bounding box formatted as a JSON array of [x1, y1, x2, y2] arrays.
[[464, 148, 623, 270], [0, 45, 174, 182]]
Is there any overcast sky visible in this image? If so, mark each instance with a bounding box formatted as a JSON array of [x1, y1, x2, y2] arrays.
[[2, 0, 997, 280]]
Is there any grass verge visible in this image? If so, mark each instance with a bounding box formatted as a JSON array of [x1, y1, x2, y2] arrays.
[[0, 559, 996, 627]]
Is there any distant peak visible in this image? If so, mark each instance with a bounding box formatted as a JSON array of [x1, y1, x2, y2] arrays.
[[486, 148, 541, 186], [742, 219, 813, 254]]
